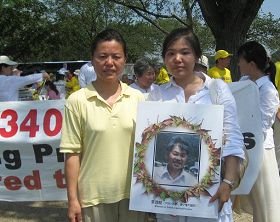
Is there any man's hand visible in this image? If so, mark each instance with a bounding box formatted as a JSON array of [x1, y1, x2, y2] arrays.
[[68, 199, 82, 222], [209, 182, 231, 212]]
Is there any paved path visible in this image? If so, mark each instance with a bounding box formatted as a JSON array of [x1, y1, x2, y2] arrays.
[[0, 201, 67, 222], [0, 201, 252, 222]]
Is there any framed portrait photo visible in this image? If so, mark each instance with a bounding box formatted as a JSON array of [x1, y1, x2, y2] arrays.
[[129, 101, 224, 219], [152, 131, 200, 189]]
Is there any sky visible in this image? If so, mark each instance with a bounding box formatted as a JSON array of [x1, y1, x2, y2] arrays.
[[260, 0, 279, 18]]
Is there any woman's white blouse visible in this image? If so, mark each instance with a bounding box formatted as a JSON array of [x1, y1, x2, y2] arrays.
[[240, 75, 279, 148], [130, 82, 161, 100], [148, 74, 245, 159]]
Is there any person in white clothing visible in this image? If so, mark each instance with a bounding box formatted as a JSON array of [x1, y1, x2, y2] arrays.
[[130, 57, 161, 99], [78, 62, 97, 88], [148, 27, 245, 222], [236, 41, 280, 222], [194, 55, 209, 74], [0, 55, 49, 102]]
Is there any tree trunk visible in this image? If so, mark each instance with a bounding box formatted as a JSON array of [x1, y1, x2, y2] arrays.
[[198, 0, 264, 81]]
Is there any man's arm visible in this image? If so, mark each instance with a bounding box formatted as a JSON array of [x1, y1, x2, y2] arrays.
[[65, 153, 82, 222]]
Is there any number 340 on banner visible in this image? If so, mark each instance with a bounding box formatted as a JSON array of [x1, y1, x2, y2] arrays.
[[0, 108, 62, 138]]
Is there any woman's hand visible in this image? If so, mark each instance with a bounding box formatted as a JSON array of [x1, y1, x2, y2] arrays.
[[209, 155, 240, 211], [68, 199, 82, 222], [209, 181, 232, 212]]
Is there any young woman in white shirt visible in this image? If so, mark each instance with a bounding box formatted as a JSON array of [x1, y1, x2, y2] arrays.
[[237, 41, 280, 222], [149, 27, 245, 222]]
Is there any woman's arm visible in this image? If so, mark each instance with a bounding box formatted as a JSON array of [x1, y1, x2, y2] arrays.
[[216, 80, 245, 159], [210, 155, 240, 211], [65, 153, 82, 222], [60, 97, 83, 222], [209, 80, 245, 211], [259, 85, 279, 133]]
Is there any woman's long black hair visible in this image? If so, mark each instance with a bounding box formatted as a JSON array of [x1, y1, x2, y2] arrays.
[[237, 41, 276, 86]]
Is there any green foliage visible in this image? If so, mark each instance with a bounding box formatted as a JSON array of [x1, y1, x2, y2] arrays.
[[108, 0, 216, 56], [44, 0, 124, 60], [247, 12, 280, 52], [0, 0, 166, 62], [113, 22, 164, 62], [0, 0, 278, 66], [0, 0, 55, 62], [193, 19, 215, 55]]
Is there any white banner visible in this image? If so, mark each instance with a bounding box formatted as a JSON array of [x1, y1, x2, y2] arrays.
[[0, 100, 67, 201], [229, 80, 263, 195]]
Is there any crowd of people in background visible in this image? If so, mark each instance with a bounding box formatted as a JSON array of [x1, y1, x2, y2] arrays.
[[0, 54, 172, 102], [1, 44, 280, 103], [1, 26, 280, 222]]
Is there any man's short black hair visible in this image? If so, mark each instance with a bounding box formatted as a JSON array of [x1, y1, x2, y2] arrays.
[[166, 136, 190, 154]]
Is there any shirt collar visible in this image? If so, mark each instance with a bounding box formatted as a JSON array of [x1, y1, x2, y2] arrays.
[[201, 72, 212, 90], [134, 81, 152, 92], [163, 72, 211, 90], [162, 77, 182, 90], [160, 166, 173, 179], [84, 81, 132, 99], [150, 83, 157, 91], [160, 166, 185, 181], [239, 74, 269, 88], [255, 75, 269, 88]]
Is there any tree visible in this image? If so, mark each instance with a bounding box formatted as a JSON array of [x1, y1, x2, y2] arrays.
[[0, 0, 166, 63], [198, 0, 264, 80], [44, 0, 117, 60], [113, 22, 162, 62], [109, 0, 265, 80], [2, 0, 276, 76], [50, 0, 166, 62], [247, 12, 280, 53], [109, 0, 214, 56], [0, 0, 57, 62]]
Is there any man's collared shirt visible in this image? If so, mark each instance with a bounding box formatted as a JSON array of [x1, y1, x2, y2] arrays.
[[153, 166, 197, 188]]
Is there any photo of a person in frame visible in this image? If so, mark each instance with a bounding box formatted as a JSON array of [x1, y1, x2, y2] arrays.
[[153, 134, 199, 188]]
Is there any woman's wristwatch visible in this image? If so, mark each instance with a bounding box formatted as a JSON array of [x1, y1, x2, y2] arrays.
[[222, 178, 236, 190]]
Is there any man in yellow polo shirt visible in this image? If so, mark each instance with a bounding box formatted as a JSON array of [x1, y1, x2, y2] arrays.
[[208, 50, 233, 83]]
